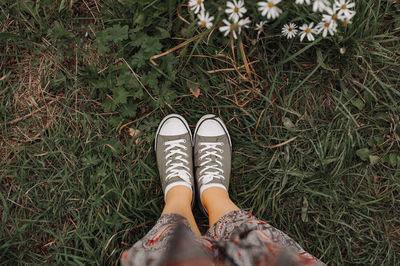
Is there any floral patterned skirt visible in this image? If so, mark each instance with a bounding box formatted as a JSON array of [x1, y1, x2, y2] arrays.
[[121, 210, 324, 266]]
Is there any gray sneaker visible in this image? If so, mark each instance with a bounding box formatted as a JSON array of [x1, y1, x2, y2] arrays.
[[193, 114, 232, 215], [155, 114, 195, 208]]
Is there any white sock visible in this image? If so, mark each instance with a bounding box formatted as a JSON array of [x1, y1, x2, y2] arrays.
[[164, 182, 192, 201], [199, 183, 227, 201]]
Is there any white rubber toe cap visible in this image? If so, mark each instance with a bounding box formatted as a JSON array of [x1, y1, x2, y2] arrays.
[[196, 115, 226, 137], [158, 116, 189, 136]]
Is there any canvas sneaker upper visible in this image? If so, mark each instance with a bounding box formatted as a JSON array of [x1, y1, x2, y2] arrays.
[[193, 114, 232, 214], [155, 114, 195, 207]]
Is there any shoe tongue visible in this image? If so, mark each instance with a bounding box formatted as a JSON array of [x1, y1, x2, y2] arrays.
[[207, 153, 220, 163], [201, 151, 223, 173]]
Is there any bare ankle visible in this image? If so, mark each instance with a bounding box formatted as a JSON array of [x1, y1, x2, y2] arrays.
[[165, 186, 192, 205], [201, 187, 230, 207]]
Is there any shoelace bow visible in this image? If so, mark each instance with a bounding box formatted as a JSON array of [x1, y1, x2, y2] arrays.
[[164, 139, 191, 184], [198, 142, 224, 184]]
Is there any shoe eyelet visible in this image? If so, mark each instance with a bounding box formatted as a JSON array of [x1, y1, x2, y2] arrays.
[[183, 139, 187, 143]]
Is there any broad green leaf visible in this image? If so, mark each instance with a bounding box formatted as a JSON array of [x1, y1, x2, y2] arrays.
[[155, 27, 170, 39], [389, 153, 397, 168], [369, 155, 380, 166], [113, 87, 129, 104], [397, 155, 400, 169], [282, 117, 295, 130], [374, 136, 384, 145], [82, 155, 100, 167], [102, 98, 117, 112], [356, 148, 371, 161], [351, 98, 365, 111], [120, 103, 137, 118], [102, 24, 129, 43]]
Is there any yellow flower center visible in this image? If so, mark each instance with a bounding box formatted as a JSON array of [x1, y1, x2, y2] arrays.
[[341, 4, 347, 9], [197, 0, 202, 4], [230, 24, 239, 30], [288, 28, 292, 32], [343, 19, 349, 25], [234, 7, 239, 13], [305, 28, 311, 33], [268, 2, 274, 8], [201, 20, 206, 27], [324, 22, 330, 28], [332, 14, 338, 20]]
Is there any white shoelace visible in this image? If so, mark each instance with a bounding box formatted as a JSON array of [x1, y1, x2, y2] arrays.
[[198, 142, 225, 184], [164, 139, 191, 184]]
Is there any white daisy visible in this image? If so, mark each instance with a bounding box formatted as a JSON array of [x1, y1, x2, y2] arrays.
[[219, 17, 250, 39], [295, 0, 311, 4], [238, 17, 251, 33], [255, 21, 267, 40], [197, 10, 214, 29], [341, 10, 356, 21], [219, 19, 239, 39], [315, 20, 337, 37], [342, 17, 353, 26], [334, 0, 356, 20], [188, 0, 204, 14], [281, 23, 298, 39], [299, 22, 316, 42], [226, 0, 247, 23], [255, 21, 267, 31], [322, 7, 339, 23], [312, 0, 330, 12], [258, 0, 282, 20]]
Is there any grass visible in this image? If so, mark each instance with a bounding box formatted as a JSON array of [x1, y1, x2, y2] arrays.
[[1, 0, 399, 265]]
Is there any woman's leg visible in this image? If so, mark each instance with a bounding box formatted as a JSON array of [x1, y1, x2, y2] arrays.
[[204, 209, 325, 265], [201, 187, 239, 227], [121, 115, 203, 265], [121, 203, 201, 266], [162, 186, 201, 236], [192, 114, 239, 227], [192, 115, 324, 265], [155, 114, 201, 235]]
